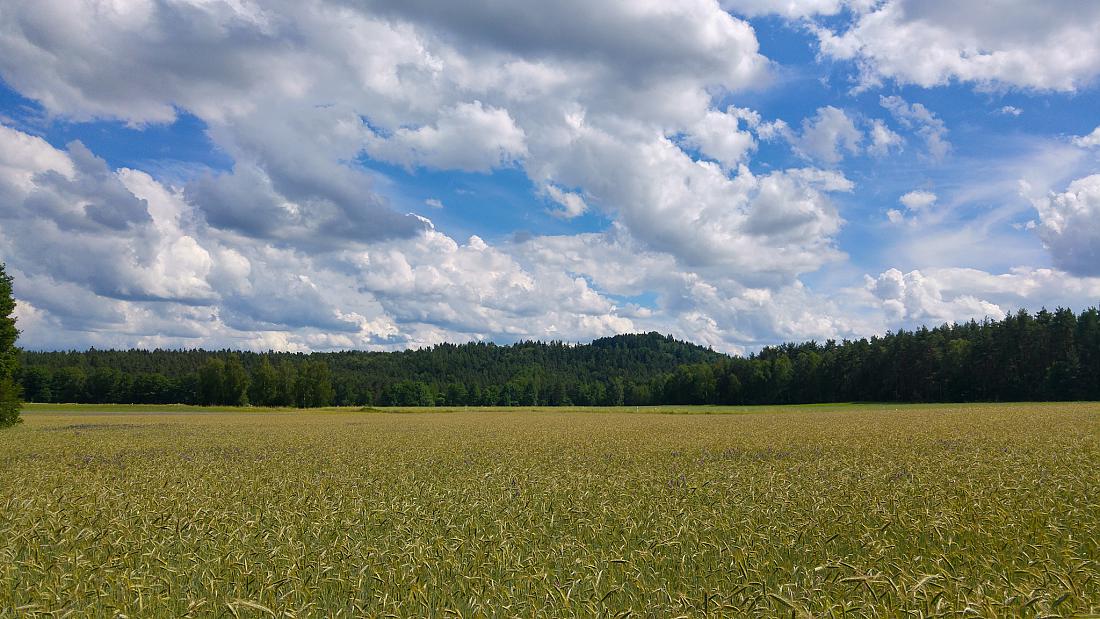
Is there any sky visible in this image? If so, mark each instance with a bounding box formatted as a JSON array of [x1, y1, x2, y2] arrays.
[[0, 0, 1099, 354]]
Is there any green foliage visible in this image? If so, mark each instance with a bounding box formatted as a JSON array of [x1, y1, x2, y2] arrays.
[[1, 403, 1097, 615], [249, 357, 278, 406], [295, 359, 333, 408], [197, 358, 225, 406], [18, 333, 719, 407], [13, 307, 1100, 408], [709, 306, 1100, 404], [223, 355, 250, 406], [0, 263, 21, 428], [0, 379, 19, 428]]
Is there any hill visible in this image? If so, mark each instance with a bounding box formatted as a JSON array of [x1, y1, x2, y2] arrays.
[[16, 305, 1100, 406], [17, 332, 724, 406]]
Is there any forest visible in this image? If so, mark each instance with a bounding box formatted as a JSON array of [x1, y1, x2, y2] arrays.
[[15, 306, 1100, 407]]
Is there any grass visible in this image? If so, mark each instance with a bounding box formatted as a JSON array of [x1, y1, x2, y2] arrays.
[[1, 402, 1098, 617]]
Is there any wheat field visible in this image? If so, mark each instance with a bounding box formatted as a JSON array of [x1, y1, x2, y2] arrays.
[[1, 403, 1098, 617]]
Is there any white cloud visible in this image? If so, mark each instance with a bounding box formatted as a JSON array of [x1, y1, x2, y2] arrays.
[[899, 190, 936, 211], [1073, 126, 1100, 148], [0, 123, 645, 351], [0, 125, 74, 190], [1033, 174, 1100, 276], [866, 268, 1005, 323], [720, 0, 873, 18], [0, 122, 858, 354], [792, 106, 862, 164], [341, 229, 637, 341], [816, 0, 1100, 92], [865, 266, 1100, 327], [880, 96, 950, 161], [542, 184, 589, 219], [526, 118, 849, 278], [1, 0, 1089, 357], [365, 101, 528, 172], [886, 189, 936, 224], [0, 127, 215, 304], [683, 107, 757, 170], [868, 119, 903, 156], [997, 106, 1023, 117], [515, 228, 875, 352], [0, 0, 778, 272], [0, 0, 864, 353]]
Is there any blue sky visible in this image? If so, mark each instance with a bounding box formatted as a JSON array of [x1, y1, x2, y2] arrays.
[[1, 0, 1099, 353]]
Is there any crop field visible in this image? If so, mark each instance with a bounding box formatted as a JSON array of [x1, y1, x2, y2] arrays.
[[1, 403, 1098, 617]]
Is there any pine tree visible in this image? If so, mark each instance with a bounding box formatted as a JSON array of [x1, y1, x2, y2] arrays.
[[0, 263, 23, 427]]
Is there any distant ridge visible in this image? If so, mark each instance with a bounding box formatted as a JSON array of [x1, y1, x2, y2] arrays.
[[17, 306, 1100, 406], [18, 332, 724, 407]]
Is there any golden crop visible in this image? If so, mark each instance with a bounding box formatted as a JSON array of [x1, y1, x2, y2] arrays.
[[1, 403, 1098, 617]]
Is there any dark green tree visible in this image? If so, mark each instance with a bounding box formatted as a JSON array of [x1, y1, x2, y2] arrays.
[[52, 367, 87, 403], [0, 263, 21, 427], [275, 360, 298, 407], [131, 373, 172, 404], [604, 378, 625, 406], [197, 358, 225, 406], [86, 367, 123, 403], [520, 381, 539, 406], [20, 366, 53, 402], [222, 354, 250, 406], [249, 357, 279, 406], [444, 382, 468, 406], [297, 359, 334, 408]]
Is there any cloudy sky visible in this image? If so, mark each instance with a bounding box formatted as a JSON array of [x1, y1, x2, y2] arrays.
[[1, 0, 1099, 353]]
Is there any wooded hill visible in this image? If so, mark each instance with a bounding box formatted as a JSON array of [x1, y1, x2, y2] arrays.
[[15, 306, 1100, 406], [17, 332, 722, 407]]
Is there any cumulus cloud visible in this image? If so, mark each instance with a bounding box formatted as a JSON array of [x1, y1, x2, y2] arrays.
[[1032, 174, 1100, 276], [880, 96, 950, 161], [865, 266, 1100, 327], [360, 0, 768, 95], [816, 0, 1100, 92], [1074, 126, 1100, 148], [868, 119, 903, 156], [0, 0, 778, 269], [0, 123, 648, 351], [866, 268, 1005, 323], [524, 118, 850, 278], [365, 101, 528, 172], [1, 0, 1088, 356], [792, 106, 862, 164], [720, 0, 872, 19], [683, 107, 757, 170], [0, 0, 853, 352], [515, 228, 875, 353], [886, 189, 936, 224], [899, 190, 936, 211], [997, 106, 1023, 117], [0, 126, 212, 304], [0, 123, 856, 354], [542, 184, 589, 219]]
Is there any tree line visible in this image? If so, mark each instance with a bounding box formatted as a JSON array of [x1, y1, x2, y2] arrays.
[[16, 333, 721, 407], [12, 307, 1100, 408], [661, 306, 1100, 404]]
